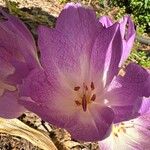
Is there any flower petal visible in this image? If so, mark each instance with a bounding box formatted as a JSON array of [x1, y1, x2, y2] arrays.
[[0, 47, 15, 79], [56, 2, 102, 55], [121, 63, 150, 97], [0, 92, 26, 118], [38, 27, 81, 77], [0, 10, 39, 68], [99, 16, 113, 28], [0, 10, 36, 48], [7, 60, 30, 84], [105, 63, 150, 122], [107, 63, 150, 105], [111, 104, 140, 123], [138, 97, 150, 115], [119, 16, 136, 66], [90, 23, 122, 86], [20, 69, 58, 104], [66, 105, 114, 141]]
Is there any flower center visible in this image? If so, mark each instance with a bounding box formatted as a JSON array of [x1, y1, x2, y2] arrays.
[[74, 82, 96, 112]]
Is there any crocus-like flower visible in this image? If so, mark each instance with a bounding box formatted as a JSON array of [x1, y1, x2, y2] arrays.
[[19, 3, 150, 141], [98, 97, 150, 149], [0, 10, 39, 118]]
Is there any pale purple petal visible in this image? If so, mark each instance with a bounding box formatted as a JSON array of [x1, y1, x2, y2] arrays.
[[66, 105, 114, 141], [0, 92, 26, 118], [90, 23, 122, 86], [56, 2, 102, 56], [0, 10, 36, 48], [111, 104, 140, 123], [105, 63, 150, 122], [0, 10, 39, 68], [119, 15, 136, 66], [138, 97, 150, 115], [19, 69, 59, 105], [106, 63, 150, 105], [38, 27, 81, 77], [121, 63, 150, 97], [0, 47, 15, 79], [19, 68, 79, 123], [0, 47, 30, 86], [99, 16, 113, 28], [7, 60, 29, 84]]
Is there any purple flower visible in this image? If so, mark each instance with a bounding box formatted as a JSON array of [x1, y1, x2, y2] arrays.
[[19, 3, 150, 141], [98, 97, 150, 149], [0, 10, 39, 118]]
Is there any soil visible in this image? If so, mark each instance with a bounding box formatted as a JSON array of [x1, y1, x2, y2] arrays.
[[0, 133, 41, 150]]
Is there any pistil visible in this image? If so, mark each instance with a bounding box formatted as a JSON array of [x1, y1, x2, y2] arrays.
[[90, 82, 95, 90], [82, 94, 87, 112]]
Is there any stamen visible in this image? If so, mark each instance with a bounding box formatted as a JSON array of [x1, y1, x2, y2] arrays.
[[90, 82, 95, 90], [75, 100, 81, 106], [91, 94, 96, 101], [114, 133, 118, 137], [85, 85, 88, 91], [83, 83, 88, 91], [82, 94, 87, 112], [74, 86, 80, 91], [121, 127, 126, 133]]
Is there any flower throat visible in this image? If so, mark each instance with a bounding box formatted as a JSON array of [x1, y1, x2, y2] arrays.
[[74, 82, 96, 112]]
